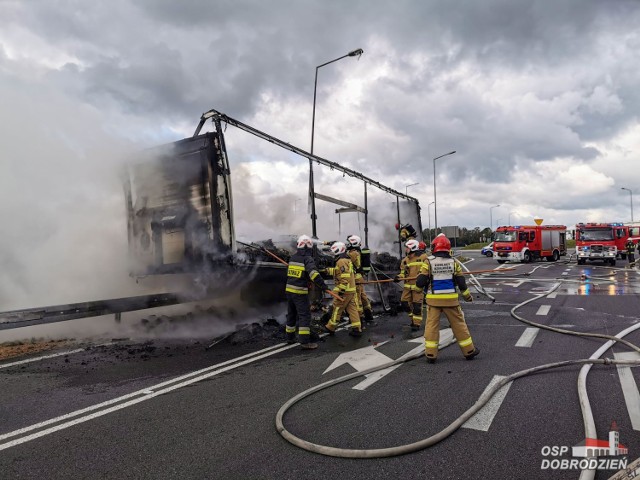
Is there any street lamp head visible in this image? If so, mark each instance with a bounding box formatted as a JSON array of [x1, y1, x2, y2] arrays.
[[348, 48, 364, 57]]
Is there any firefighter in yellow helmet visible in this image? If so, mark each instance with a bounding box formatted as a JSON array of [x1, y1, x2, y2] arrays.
[[396, 223, 417, 242], [394, 239, 427, 331], [346, 234, 374, 323], [324, 241, 362, 336], [416, 234, 480, 363], [285, 235, 329, 350]]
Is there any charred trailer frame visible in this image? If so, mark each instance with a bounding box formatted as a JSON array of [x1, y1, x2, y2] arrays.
[[123, 119, 235, 276]]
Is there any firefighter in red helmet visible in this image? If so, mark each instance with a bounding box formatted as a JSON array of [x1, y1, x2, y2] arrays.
[[394, 239, 427, 330], [416, 234, 480, 363]]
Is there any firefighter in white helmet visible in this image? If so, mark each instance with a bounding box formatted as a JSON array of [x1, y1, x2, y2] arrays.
[[416, 234, 480, 363], [394, 239, 427, 331], [324, 241, 362, 336], [346, 234, 374, 323], [285, 235, 329, 350]]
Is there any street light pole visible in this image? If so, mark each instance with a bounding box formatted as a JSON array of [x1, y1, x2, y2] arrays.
[[432, 150, 456, 235], [509, 211, 517, 225], [309, 48, 364, 238], [489, 204, 500, 232], [427, 201, 435, 244], [405, 182, 419, 196], [621, 187, 634, 223]]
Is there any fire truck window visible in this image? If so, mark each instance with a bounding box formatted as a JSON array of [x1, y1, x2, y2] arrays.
[[519, 232, 527, 242], [529, 232, 536, 242], [617, 229, 625, 238]]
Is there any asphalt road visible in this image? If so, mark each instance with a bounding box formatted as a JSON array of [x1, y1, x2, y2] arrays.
[[1, 252, 640, 479]]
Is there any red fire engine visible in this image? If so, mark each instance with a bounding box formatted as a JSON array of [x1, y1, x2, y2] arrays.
[[574, 222, 640, 265], [493, 225, 567, 264]]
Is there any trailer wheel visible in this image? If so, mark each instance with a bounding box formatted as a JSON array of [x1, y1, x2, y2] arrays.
[[523, 251, 532, 263], [610, 259, 616, 266], [577, 258, 585, 265]]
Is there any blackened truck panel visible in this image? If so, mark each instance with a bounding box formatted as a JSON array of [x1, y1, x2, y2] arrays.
[[124, 133, 234, 275]]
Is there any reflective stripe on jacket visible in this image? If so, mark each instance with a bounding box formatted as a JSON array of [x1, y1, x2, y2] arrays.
[[285, 249, 324, 295]]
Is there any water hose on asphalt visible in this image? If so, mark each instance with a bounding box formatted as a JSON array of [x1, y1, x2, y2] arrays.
[[276, 271, 640, 459]]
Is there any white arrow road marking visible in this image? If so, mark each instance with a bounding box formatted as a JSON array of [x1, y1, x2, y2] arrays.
[[504, 280, 525, 287], [613, 351, 640, 431], [515, 327, 539, 348], [462, 375, 513, 431], [323, 329, 455, 391]]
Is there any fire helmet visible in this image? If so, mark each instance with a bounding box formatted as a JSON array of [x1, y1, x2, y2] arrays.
[[296, 235, 313, 249], [431, 234, 451, 253], [405, 239, 420, 252], [330, 241, 346, 255], [346, 234, 362, 248], [418, 241, 427, 251]]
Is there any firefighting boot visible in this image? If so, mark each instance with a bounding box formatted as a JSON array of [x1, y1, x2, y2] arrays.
[[363, 309, 374, 324], [426, 355, 437, 364], [286, 334, 296, 345], [323, 325, 336, 336], [348, 328, 362, 337], [301, 343, 318, 350], [465, 348, 480, 360]]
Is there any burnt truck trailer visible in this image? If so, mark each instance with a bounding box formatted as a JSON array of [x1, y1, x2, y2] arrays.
[[123, 121, 288, 304], [123, 109, 421, 307]]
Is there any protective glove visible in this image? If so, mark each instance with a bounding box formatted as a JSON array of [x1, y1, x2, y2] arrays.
[[463, 293, 473, 302], [393, 275, 401, 283]]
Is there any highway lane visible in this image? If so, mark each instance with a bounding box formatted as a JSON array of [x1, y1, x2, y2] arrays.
[[1, 253, 639, 479]]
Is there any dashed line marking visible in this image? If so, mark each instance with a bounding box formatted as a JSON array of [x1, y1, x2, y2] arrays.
[[462, 375, 512, 431], [536, 305, 551, 316], [515, 328, 540, 348], [614, 351, 640, 431]]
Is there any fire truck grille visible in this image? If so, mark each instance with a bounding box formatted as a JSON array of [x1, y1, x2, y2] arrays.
[[591, 245, 603, 253]]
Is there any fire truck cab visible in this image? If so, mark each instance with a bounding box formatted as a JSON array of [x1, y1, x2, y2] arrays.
[[575, 222, 632, 266], [493, 225, 567, 264]]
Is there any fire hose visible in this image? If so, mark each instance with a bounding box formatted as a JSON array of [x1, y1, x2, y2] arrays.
[[275, 269, 640, 465]]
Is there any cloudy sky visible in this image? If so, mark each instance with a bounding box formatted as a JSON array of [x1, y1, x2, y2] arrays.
[[2, 0, 640, 308]]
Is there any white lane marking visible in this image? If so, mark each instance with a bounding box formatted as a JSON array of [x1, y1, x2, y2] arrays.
[[0, 342, 302, 451], [536, 305, 551, 316], [515, 328, 540, 348], [613, 351, 640, 431], [0, 341, 290, 443], [0, 349, 84, 369], [546, 292, 558, 299], [0, 343, 114, 370], [352, 329, 455, 391], [504, 280, 525, 287], [462, 375, 512, 431], [561, 271, 569, 276]]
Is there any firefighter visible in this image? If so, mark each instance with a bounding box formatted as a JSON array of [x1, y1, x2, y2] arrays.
[[325, 242, 362, 337], [285, 235, 329, 350], [626, 239, 635, 266], [394, 239, 427, 331], [396, 223, 417, 242], [346, 234, 374, 323], [416, 234, 480, 363]]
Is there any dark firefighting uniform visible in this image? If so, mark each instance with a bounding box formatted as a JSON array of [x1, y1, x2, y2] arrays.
[[626, 241, 635, 265], [397, 250, 428, 328], [416, 252, 476, 360], [325, 254, 361, 333], [347, 246, 373, 321], [285, 248, 328, 344]]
